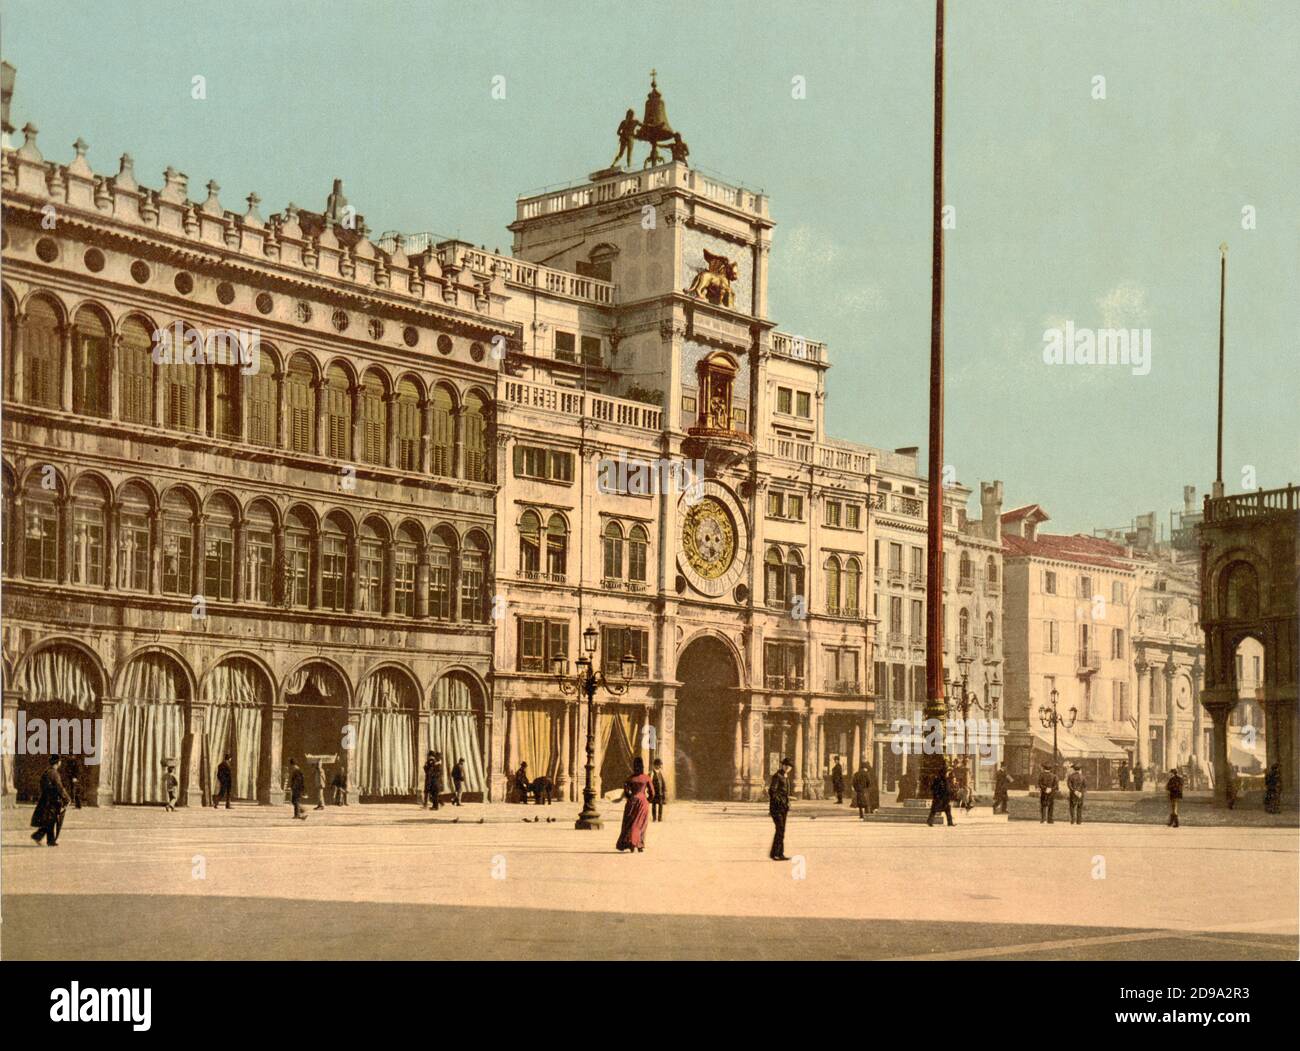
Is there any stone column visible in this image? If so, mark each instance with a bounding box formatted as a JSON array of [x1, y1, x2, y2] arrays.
[[262, 706, 285, 804], [452, 406, 465, 479], [1135, 658, 1150, 771], [108, 334, 122, 421], [1164, 661, 1177, 776], [384, 392, 398, 467], [1191, 661, 1204, 782], [95, 697, 119, 806], [418, 399, 432, 474], [852, 721, 863, 768], [482, 712, 495, 801], [182, 703, 207, 807], [343, 709, 361, 804], [11, 311, 26, 402], [349, 384, 364, 462], [793, 713, 805, 797], [732, 703, 744, 799], [660, 702, 676, 802], [557, 702, 570, 796], [1203, 693, 1235, 806], [59, 323, 73, 412], [1, 690, 22, 807], [313, 379, 328, 457]]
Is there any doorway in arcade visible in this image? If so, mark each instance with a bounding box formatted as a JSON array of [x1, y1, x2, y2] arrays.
[[281, 664, 349, 803], [674, 635, 740, 800]]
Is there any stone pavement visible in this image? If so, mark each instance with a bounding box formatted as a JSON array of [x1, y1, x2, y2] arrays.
[[3, 800, 1296, 960]]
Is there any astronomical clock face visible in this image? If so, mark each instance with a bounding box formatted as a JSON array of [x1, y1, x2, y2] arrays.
[[678, 480, 748, 598]]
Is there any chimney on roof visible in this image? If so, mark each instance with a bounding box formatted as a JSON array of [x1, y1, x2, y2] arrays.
[[1024, 518, 1039, 543], [1135, 512, 1155, 554], [980, 481, 1003, 542], [1183, 485, 1197, 515]]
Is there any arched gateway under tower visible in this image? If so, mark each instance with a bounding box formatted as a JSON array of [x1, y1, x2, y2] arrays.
[[674, 635, 740, 800]]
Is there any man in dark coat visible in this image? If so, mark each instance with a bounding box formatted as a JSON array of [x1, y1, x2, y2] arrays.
[[64, 757, 83, 810], [992, 763, 1010, 814], [1133, 763, 1145, 791], [1037, 763, 1059, 823], [330, 767, 348, 806], [451, 758, 467, 806], [1263, 763, 1282, 814], [287, 758, 308, 820], [1166, 768, 1184, 827], [31, 756, 71, 846], [831, 757, 845, 804], [651, 758, 667, 822], [926, 766, 954, 827], [213, 753, 234, 809], [1225, 765, 1240, 810], [514, 761, 532, 803], [1118, 761, 1131, 791], [423, 751, 438, 809], [768, 757, 793, 860], [851, 761, 872, 820], [1067, 763, 1087, 824]]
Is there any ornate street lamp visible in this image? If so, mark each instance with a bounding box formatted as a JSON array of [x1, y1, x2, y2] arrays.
[[1038, 687, 1076, 777], [553, 625, 635, 830], [943, 657, 1000, 786]]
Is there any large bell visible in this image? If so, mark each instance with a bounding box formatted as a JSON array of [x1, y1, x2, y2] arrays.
[[635, 74, 675, 144]]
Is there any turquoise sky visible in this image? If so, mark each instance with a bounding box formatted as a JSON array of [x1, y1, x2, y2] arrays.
[[3, 0, 1296, 533]]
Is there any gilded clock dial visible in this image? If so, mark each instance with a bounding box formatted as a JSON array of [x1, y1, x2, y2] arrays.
[[682, 497, 736, 580]]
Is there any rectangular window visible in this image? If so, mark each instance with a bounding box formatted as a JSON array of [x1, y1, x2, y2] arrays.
[[788, 494, 804, 521], [71, 507, 105, 587], [796, 390, 811, 418], [767, 490, 783, 518], [118, 513, 151, 592], [429, 548, 452, 620], [1079, 575, 1092, 600], [286, 531, 310, 607], [889, 596, 903, 633], [602, 626, 650, 678], [203, 526, 234, 602], [845, 503, 860, 529], [1045, 620, 1059, 653], [825, 500, 841, 527], [889, 543, 903, 574], [246, 528, 274, 604], [776, 387, 792, 415], [910, 599, 923, 636], [764, 641, 805, 690], [1045, 571, 1057, 595], [911, 547, 923, 578], [1112, 580, 1126, 604], [518, 618, 570, 672], [321, 535, 348, 611], [682, 392, 697, 416], [580, 335, 602, 366], [554, 331, 576, 362], [358, 539, 383, 613], [514, 445, 574, 483], [162, 521, 191, 594], [460, 552, 484, 622], [1112, 628, 1124, 660], [394, 549, 416, 616]]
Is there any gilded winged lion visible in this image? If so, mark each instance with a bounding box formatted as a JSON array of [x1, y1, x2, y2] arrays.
[[684, 249, 738, 308]]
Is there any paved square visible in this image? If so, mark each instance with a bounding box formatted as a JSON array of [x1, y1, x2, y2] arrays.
[[3, 801, 1296, 960]]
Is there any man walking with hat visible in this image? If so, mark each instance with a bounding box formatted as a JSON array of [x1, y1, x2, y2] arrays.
[[1067, 763, 1087, 824], [768, 756, 794, 860]]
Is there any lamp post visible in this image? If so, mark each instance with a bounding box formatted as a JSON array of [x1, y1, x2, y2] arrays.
[[1038, 687, 1076, 778], [943, 655, 1001, 790], [553, 625, 636, 830]]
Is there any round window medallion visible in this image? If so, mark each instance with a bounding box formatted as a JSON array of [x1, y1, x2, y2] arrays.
[[436, 334, 453, 355], [83, 248, 106, 272], [216, 282, 236, 305], [368, 318, 385, 340], [296, 301, 312, 324], [256, 292, 274, 315], [403, 326, 419, 348], [174, 272, 194, 295], [470, 341, 485, 362], [35, 237, 59, 263], [332, 309, 349, 333], [130, 260, 151, 284]]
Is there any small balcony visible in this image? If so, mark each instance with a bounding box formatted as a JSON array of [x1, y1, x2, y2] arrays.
[[957, 572, 976, 593], [1076, 649, 1101, 676], [908, 572, 925, 590], [887, 631, 906, 649], [684, 424, 752, 469], [888, 569, 906, 588]]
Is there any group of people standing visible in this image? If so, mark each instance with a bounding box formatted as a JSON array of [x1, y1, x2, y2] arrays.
[[423, 751, 468, 810], [829, 757, 880, 819]]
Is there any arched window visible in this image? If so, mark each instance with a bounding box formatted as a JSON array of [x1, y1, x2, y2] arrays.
[[431, 385, 454, 477], [119, 317, 154, 425], [321, 514, 351, 612], [161, 491, 195, 595], [2, 290, 15, 401], [461, 533, 487, 623], [23, 295, 62, 409], [22, 470, 61, 580], [394, 525, 420, 617], [958, 551, 972, 587], [244, 500, 275, 603], [986, 555, 998, 585], [786, 550, 805, 606], [765, 546, 785, 608], [844, 557, 862, 615], [324, 364, 352, 459], [546, 514, 568, 578], [985, 611, 996, 647], [163, 325, 199, 431], [429, 530, 454, 620], [359, 370, 387, 466], [72, 307, 112, 418], [395, 379, 421, 471], [284, 508, 313, 608], [285, 354, 316, 453], [629, 524, 649, 584], [603, 521, 624, 581], [358, 521, 385, 613], [959, 608, 970, 648], [519, 510, 541, 575], [463, 390, 490, 482], [1222, 562, 1259, 620], [246, 346, 279, 447], [70, 477, 108, 586], [824, 555, 842, 612], [203, 496, 237, 602]]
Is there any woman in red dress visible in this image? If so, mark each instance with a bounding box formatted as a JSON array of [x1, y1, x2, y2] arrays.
[[615, 757, 655, 852]]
